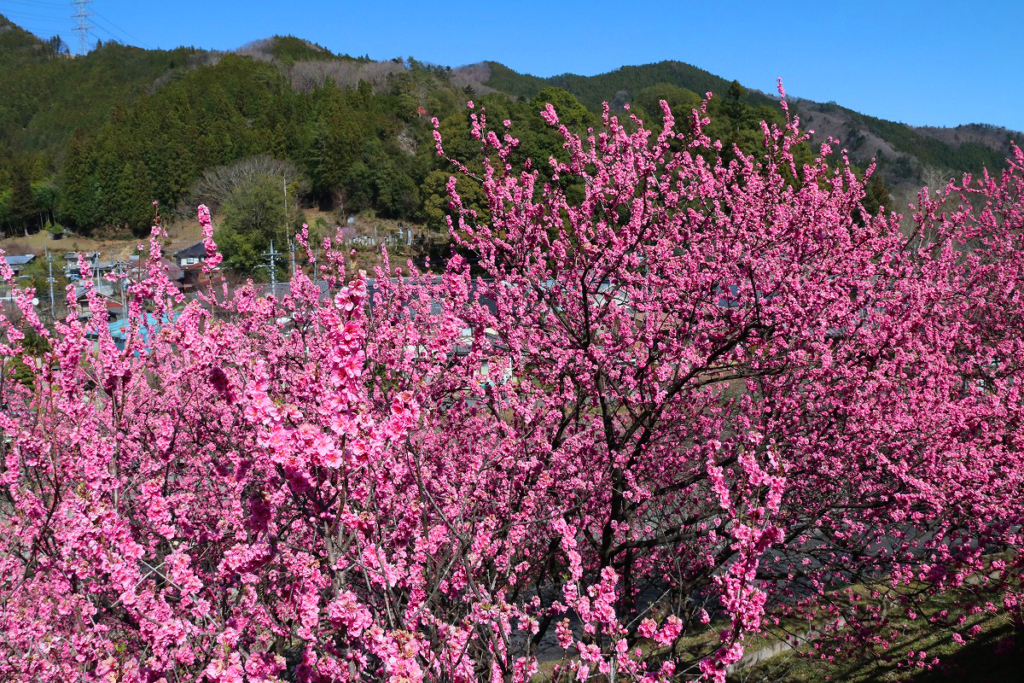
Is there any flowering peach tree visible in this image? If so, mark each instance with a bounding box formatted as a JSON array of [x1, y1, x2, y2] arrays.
[[0, 86, 1022, 682]]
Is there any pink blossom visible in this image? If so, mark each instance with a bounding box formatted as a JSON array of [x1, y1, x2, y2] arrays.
[[0, 89, 1021, 683]]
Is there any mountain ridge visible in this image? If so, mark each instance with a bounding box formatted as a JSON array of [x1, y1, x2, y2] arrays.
[[1, 15, 1019, 237], [454, 59, 1020, 200]]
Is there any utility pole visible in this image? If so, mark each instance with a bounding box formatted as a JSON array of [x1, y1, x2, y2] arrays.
[[269, 241, 277, 297], [45, 248, 56, 320], [119, 253, 127, 318], [261, 241, 279, 297], [290, 239, 297, 280], [71, 0, 94, 56]]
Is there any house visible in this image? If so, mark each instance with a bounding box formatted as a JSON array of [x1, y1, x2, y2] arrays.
[[180, 264, 212, 293], [63, 251, 100, 279], [104, 297, 125, 321], [64, 251, 99, 263], [173, 243, 209, 268], [76, 294, 126, 322], [91, 260, 121, 277], [72, 277, 120, 302], [125, 256, 184, 285], [363, 276, 498, 318], [164, 260, 184, 284], [363, 277, 504, 387], [5, 254, 35, 274]]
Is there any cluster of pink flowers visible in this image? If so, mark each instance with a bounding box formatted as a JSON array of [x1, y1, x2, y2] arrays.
[[197, 203, 223, 271], [0, 88, 1022, 682]]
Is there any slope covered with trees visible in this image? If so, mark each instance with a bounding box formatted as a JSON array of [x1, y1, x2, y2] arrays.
[[0, 18, 606, 237], [0, 15, 1014, 246], [474, 60, 776, 111], [463, 60, 1022, 201]]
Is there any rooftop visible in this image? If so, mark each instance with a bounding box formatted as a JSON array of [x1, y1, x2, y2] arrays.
[[174, 243, 208, 259]]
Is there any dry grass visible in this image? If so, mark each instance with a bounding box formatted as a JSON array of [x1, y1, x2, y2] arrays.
[[1, 215, 203, 260]]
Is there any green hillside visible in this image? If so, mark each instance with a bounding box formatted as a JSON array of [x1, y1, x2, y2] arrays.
[[0, 16, 197, 155], [840, 104, 1010, 176], [474, 60, 1020, 191], [0, 15, 1014, 243], [482, 59, 776, 111]]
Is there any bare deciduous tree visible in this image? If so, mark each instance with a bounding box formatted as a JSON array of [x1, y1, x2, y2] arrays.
[[180, 155, 309, 217]]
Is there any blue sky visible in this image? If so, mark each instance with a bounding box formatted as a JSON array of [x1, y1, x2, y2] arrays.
[[4, 0, 1023, 131]]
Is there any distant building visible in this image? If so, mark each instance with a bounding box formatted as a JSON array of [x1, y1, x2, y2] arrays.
[[173, 243, 209, 268], [181, 263, 215, 293], [164, 260, 184, 283], [64, 251, 100, 263], [126, 256, 184, 285], [64, 252, 100, 279], [104, 297, 125, 321], [5, 254, 35, 274], [91, 260, 119, 276], [74, 295, 125, 322]]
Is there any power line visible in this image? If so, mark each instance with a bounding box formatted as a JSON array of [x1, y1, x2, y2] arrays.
[[3, 1, 151, 52], [77, 20, 145, 52], [86, 26, 127, 50], [11, 24, 62, 37], [9, 26, 60, 38], [90, 15, 129, 43], [86, 24, 114, 43], [84, 26, 104, 44], [0, 9, 68, 24], [0, 0, 68, 9], [91, 8, 150, 48], [0, 4, 66, 44], [8, 29, 63, 46]]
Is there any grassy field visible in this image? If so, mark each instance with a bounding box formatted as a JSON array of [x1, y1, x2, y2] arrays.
[[735, 620, 1022, 682], [0, 215, 203, 261], [732, 586, 1022, 682], [529, 575, 1022, 683]]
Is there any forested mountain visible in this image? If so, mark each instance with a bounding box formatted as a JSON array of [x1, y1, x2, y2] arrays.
[[0, 13, 1018, 241], [457, 60, 777, 111], [456, 61, 1020, 201]]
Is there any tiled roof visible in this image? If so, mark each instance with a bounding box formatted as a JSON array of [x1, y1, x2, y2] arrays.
[[174, 243, 208, 259]]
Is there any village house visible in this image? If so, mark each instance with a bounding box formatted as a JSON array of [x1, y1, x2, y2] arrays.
[[173, 243, 209, 268], [5, 254, 35, 275], [126, 255, 184, 285], [63, 251, 100, 279]]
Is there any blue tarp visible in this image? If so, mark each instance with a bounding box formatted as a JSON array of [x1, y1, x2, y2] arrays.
[[108, 313, 174, 352]]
